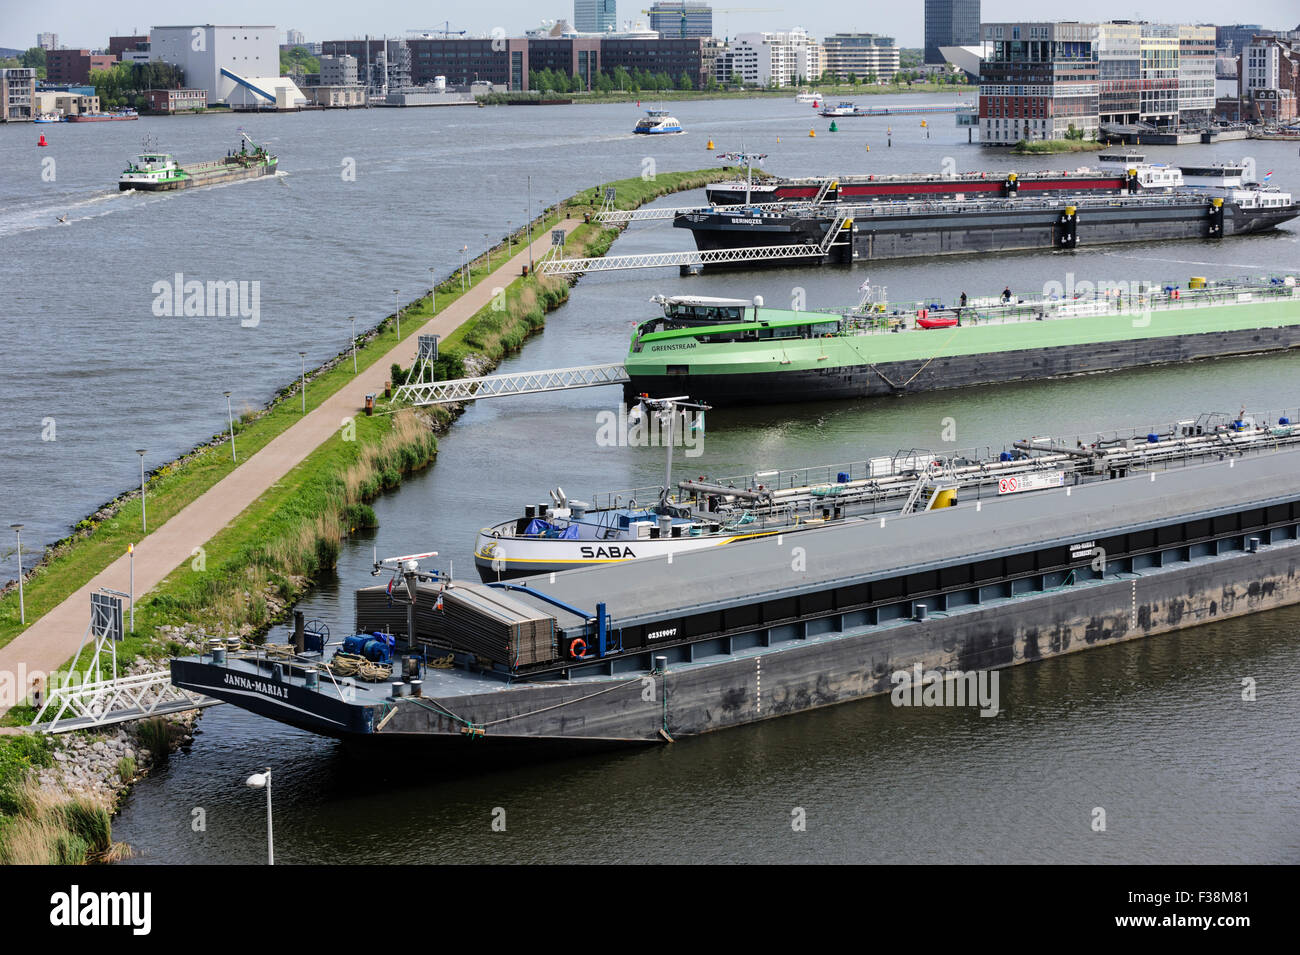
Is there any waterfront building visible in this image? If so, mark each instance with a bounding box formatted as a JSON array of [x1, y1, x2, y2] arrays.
[[108, 35, 150, 59], [821, 33, 899, 83], [32, 90, 100, 116], [150, 25, 280, 104], [0, 67, 36, 121], [145, 88, 209, 112], [979, 20, 1218, 145], [648, 2, 713, 39], [45, 49, 117, 85], [574, 0, 618, 35], [726, 28, 822, 87], [925, 0, 980, 65], [1238, 35, 1299, 123]]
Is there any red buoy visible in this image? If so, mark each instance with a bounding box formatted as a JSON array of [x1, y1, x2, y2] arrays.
[[38, 134, 48, 147]]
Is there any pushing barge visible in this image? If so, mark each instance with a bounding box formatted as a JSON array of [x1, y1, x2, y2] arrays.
[[172, 415, 1300, 749], [118, 135, 278, 192]]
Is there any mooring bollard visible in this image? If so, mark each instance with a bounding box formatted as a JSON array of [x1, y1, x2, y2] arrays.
[[365, 394, 375, 416]]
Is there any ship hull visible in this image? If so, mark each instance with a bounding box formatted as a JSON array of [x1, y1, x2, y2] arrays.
[[625, 321, 1300, 405], [118, 159, 278, 192], [674, 201, 1300, 269]]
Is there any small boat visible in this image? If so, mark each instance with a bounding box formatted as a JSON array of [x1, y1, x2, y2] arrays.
[[819, 101, 861, 117], [634, 109, 683, 134], [34, 113, 63, 124], [916, 314, 959, 329], [794, 90, 821, 104]]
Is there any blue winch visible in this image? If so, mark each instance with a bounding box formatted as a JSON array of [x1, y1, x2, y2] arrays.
[[342, 632, 395, 663]]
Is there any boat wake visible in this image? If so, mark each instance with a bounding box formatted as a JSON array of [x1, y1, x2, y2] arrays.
[[0, 188, 163, 238]]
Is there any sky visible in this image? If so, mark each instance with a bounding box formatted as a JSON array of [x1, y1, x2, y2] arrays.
[[5, 1, 1298, 53]]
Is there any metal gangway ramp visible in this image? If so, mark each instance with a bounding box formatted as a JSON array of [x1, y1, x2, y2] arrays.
[[542, 211, 852, 276], [32, 670, 218, 734], [395, 362, 630, 406]]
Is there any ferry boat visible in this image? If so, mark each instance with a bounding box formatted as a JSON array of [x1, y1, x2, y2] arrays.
[[623, 279, 1300, 405], [794, 90, 821, 104], [473, 408, 1300, 579], [171, 414, 1300, 748], [819, 101, 862, 116], [118, 135, 278, 191], [633, 109, 683, 134], [34, 112, 63, 123]]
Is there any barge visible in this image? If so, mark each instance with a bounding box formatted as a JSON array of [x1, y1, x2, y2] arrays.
[[623, 280, 1300, 406], [118, 135, 278, 192], [674, 190, 1299, 268], [172, 420, 1300, 749]]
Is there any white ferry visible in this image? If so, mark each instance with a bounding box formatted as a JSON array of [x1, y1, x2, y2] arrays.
[[633, 109, 684, 134]]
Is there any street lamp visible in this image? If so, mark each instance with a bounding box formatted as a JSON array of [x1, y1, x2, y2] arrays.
[[427, 269, 436, 316], [460, 245, 469, 292], [245, 768, 274, 865], [348, 317, 357, 374], [507, 220, 512, 257], [527, 175, 534, 271], [135, 449, 147, 534], [223, 391, 236, 463], [10, 524, 23, 626], [484, 232, 491, 271], [298, 352, 307, 415], [393, 289, 401, 340]]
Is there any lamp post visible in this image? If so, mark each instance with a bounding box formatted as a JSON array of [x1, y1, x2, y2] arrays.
[[10, 524, 23, 625], [427, 269, 436, 315], [348, 317, 357, 374], [135, 449, 147, 534], [298, 352, 307, 415], [128, 541, 135, 633], [245, 768, 274, 865], [393, 289, 401, 340], [223, 391, 236, 463], [460, 245, 468, 292], [484, 232, 491, 271], [527, 175, 534, 271], [507, 220, 512, 257]]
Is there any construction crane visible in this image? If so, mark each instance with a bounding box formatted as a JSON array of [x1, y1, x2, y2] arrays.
[[409, 21, 465, 37]]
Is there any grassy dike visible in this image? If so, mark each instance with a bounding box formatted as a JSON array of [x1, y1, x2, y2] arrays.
[[0, 167, 732, 862]]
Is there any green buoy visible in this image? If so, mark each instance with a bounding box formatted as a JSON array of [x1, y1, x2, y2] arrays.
[[829, 120, 838, 133]]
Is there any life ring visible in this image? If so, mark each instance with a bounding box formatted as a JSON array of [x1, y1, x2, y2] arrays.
[[569, 638, 589, 659]]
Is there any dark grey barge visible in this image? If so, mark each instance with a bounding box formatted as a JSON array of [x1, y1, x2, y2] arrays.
[[674, 192, 1299, 268], [171, 425, 1300, 751]]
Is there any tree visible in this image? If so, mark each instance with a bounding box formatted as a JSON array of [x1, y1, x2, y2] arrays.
[[678, 71, 693, 90]]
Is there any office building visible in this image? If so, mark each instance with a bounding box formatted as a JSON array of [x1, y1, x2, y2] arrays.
[[925, 0, 980, 64], [648, 2, 712, 39], [821, 33, 898, 82], [574, 0, 618, 34]]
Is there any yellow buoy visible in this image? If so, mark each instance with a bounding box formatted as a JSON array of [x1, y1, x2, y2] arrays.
[[706, 139, 714, 150], [865, 144, 870, 151], [809, 128, 816, 138]]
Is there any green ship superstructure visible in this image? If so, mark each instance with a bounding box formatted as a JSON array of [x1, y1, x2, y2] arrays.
[[623, 281, 1300, 405]]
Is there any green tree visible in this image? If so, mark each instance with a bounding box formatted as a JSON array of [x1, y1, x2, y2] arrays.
[[19, 46, 46, 76], [678, 71, 692, 90]]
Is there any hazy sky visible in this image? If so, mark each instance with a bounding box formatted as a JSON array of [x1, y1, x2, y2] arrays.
[[6, 1, 1298, 52]]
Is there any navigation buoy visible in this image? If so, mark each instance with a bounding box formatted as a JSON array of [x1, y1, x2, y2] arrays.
[[37, 134, 47, 147], [809, 128, 816, 138], [812, 100, 819, 108], [865, 144, 870, 151], [706, 139, 714, 150], [829, 120, 838, 133]]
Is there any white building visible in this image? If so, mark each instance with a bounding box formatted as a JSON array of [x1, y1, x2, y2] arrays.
[[36, 33, 58, 51], [151, 25, 289, 105], [727, 28, 822, 87]]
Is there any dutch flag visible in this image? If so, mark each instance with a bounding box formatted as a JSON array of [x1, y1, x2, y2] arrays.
[[385, 577, 395, 607], [1263, 171, 1273, 181]]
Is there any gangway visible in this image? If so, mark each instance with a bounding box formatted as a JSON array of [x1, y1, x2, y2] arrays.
[[543, 212, 852, 275], [395, 362, 630, 406], [596, 201, 802, 224], [32, 669, 217, 734]]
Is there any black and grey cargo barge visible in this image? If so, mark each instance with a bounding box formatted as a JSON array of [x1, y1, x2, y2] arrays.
[[171, 422, 1300, 752], [674, 192, 1299, 268]]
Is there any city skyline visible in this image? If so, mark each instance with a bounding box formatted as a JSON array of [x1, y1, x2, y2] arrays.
[[7, 1, 1299, 53]]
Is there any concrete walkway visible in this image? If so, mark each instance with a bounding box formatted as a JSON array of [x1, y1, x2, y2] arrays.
[[0, 222, 581, 715]]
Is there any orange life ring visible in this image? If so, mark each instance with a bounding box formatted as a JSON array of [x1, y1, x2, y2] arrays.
[[569, 638, 589, 659]]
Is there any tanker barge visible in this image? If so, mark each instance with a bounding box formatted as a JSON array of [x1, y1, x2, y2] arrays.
[[623, 280, 1300, 405], [118, 135, 278, 192], [171, 421, 1300, 749], [675, 189, 1298, 267]]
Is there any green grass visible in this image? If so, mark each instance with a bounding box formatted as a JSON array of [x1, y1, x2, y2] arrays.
[[1010, 138, 1100, 154]]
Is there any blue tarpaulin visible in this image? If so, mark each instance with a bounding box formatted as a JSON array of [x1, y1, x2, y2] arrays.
[[524, 519, 579, 539]]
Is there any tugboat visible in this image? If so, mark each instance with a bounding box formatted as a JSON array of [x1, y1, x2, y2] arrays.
[[633, 108, 684, 134], [118, 134, 278, 191]]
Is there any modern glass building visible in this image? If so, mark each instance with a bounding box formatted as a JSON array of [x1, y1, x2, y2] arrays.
[[925, 0, 981, 64], [648, 2, 713, 39], [574, 0, 618, 34]]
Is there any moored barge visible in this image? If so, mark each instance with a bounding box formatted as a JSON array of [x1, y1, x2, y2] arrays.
[[172, 420, 1300, 749]]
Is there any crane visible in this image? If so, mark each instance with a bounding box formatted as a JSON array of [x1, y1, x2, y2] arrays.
[[409, 21, 465, 37]]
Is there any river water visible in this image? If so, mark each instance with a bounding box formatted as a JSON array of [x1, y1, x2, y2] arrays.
[[3, 94, 1298, 862]]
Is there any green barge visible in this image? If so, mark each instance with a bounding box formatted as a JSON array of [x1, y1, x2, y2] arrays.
[[118, 135, 278, 192], [623, 280, 1300, 405]]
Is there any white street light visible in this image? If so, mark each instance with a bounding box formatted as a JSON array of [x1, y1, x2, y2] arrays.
[[10, 523, 24, 626], [348, 317, 357, 374], [427, 269, 436, 316], [245, 767, 274, 865], [298, 352, 307, 415], [393, 289, 401, 340], [135, 449, 147, 534], [223, 391, 236, 463]]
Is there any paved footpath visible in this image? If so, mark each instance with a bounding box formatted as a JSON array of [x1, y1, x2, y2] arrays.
[[0, 222, 581, 715]]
